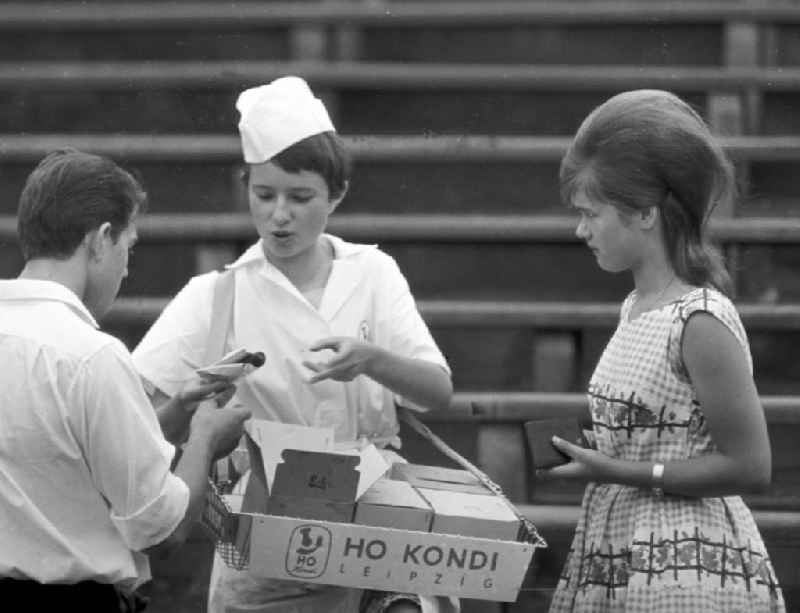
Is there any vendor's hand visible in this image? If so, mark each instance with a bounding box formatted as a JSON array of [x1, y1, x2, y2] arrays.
[[536, 436, 614, 484], [302, 337, 379, 383], [177, 377, 236, 411]]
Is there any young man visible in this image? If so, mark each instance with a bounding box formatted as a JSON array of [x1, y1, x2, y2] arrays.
[[0, 149, 251, 611]]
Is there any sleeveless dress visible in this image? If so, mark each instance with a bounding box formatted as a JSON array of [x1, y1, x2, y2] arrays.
[[548, 287, 785, 612]]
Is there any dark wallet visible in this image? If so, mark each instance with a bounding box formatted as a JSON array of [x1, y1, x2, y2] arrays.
[[524, 417, 585, 470]]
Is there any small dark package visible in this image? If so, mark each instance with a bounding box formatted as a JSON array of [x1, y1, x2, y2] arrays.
[[524, 417, 585, 470]]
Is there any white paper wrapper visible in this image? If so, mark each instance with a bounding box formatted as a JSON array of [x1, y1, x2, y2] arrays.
[[198, 347, 264, 382], [197, 363, 256, 383]]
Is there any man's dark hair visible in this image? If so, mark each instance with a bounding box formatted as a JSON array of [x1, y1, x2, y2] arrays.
[[17, 148, 147, 261]]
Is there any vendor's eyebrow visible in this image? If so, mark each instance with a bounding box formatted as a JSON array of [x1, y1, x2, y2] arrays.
[[288, 187, 319, 197]]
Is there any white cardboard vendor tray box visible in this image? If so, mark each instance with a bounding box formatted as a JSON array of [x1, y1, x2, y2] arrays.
[[203, 419, 540, 602]]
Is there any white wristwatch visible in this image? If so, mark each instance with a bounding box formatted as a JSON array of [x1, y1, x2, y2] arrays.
[[652, 462, 665, 498]]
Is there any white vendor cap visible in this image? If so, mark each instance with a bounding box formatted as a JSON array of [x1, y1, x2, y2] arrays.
[[236, 76, 336, 163]]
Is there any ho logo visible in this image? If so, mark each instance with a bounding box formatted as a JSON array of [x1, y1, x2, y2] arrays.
[[285, 525, 332, 578]]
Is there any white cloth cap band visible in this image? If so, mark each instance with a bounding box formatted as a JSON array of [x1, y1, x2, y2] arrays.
[[236, 76, 335, 163]]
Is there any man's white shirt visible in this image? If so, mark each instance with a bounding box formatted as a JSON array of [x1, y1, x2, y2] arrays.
[[0, 279, 189, 588]]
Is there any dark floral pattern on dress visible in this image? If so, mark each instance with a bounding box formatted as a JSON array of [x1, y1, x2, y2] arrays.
[[589, 382, 693, 444], [625, 529, 781, 594], [687, 403, 706, 435], [576, 546, 631, 591], [701, 546, 722, 570], [588, 558, 609, 584], [566, 528, 782, 598]]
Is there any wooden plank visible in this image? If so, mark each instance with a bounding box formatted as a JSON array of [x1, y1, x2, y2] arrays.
[[289, 22, 327, 61], [1, 2, 800, 30], [97, 295, 800, 332], [531, 333, 577, 391], [2, 61, 800, 91], [1, 134, 799, 162], [194, 245, 240, 275], [709, 18, 761, 283], [331, 0, 368, 62], [445, 393, 800, 424], [8, 212, 800, 244], [477, 425, 529, 502]]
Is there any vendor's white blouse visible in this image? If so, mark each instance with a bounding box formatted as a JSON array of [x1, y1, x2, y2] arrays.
[[133, 235, 450, 445]]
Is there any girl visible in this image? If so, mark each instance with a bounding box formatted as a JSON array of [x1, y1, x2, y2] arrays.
[[543, 90, 785, 612], [132, 77, 455, 613]]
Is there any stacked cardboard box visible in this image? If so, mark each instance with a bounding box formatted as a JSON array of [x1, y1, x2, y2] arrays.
[[205, 420, 540, 602], [354, 477, 434, 532]]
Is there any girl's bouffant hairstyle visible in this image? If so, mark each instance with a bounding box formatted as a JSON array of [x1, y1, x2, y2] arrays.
[[559, 89, 734, 295], [242, 131, 351, 200]]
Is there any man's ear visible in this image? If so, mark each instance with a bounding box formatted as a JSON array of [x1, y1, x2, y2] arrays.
[[639, 206, 658, 230], [329, 181, 349, 213], [84, 222, 113, 261]]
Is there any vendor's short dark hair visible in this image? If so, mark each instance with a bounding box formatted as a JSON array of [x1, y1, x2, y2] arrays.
[[241, 131, 351, 200], [17, 149, 147, 261]]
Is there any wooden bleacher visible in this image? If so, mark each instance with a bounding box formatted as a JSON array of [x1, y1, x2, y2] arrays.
[[1, 2, 800, 611]]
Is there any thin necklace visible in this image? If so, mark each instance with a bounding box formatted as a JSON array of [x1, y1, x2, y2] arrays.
[[635, 274, 676, 315]]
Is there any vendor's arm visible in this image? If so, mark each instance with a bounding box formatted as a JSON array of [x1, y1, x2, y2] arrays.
[[305, 252, 453, 412], [304, 337, 453, 412], [540, 312, 771, 497]]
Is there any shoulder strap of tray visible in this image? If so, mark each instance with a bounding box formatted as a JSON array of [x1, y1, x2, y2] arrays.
[[205, 269, 239, 490], [204, 269, 236, 366], [397, 406, 547, 549]]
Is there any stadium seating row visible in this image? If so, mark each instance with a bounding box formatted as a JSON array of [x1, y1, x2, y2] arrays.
[[5, 210, 800, 393], [5, 2, 800, 611]]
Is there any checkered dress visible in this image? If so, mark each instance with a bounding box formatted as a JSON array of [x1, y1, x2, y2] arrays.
[[549, 287, 785, 612]]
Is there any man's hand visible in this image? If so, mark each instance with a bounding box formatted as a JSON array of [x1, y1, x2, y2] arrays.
[[302, 337, 379, 383], [189, 402, 251, 460], [176, 377, 236, 411]]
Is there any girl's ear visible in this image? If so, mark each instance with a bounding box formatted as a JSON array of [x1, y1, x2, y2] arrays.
[[329, 180, 349, 213]]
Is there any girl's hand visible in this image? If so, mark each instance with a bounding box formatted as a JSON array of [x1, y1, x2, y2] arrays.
[[302, 337, 378, 383], [537, 436, 614, 484]]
